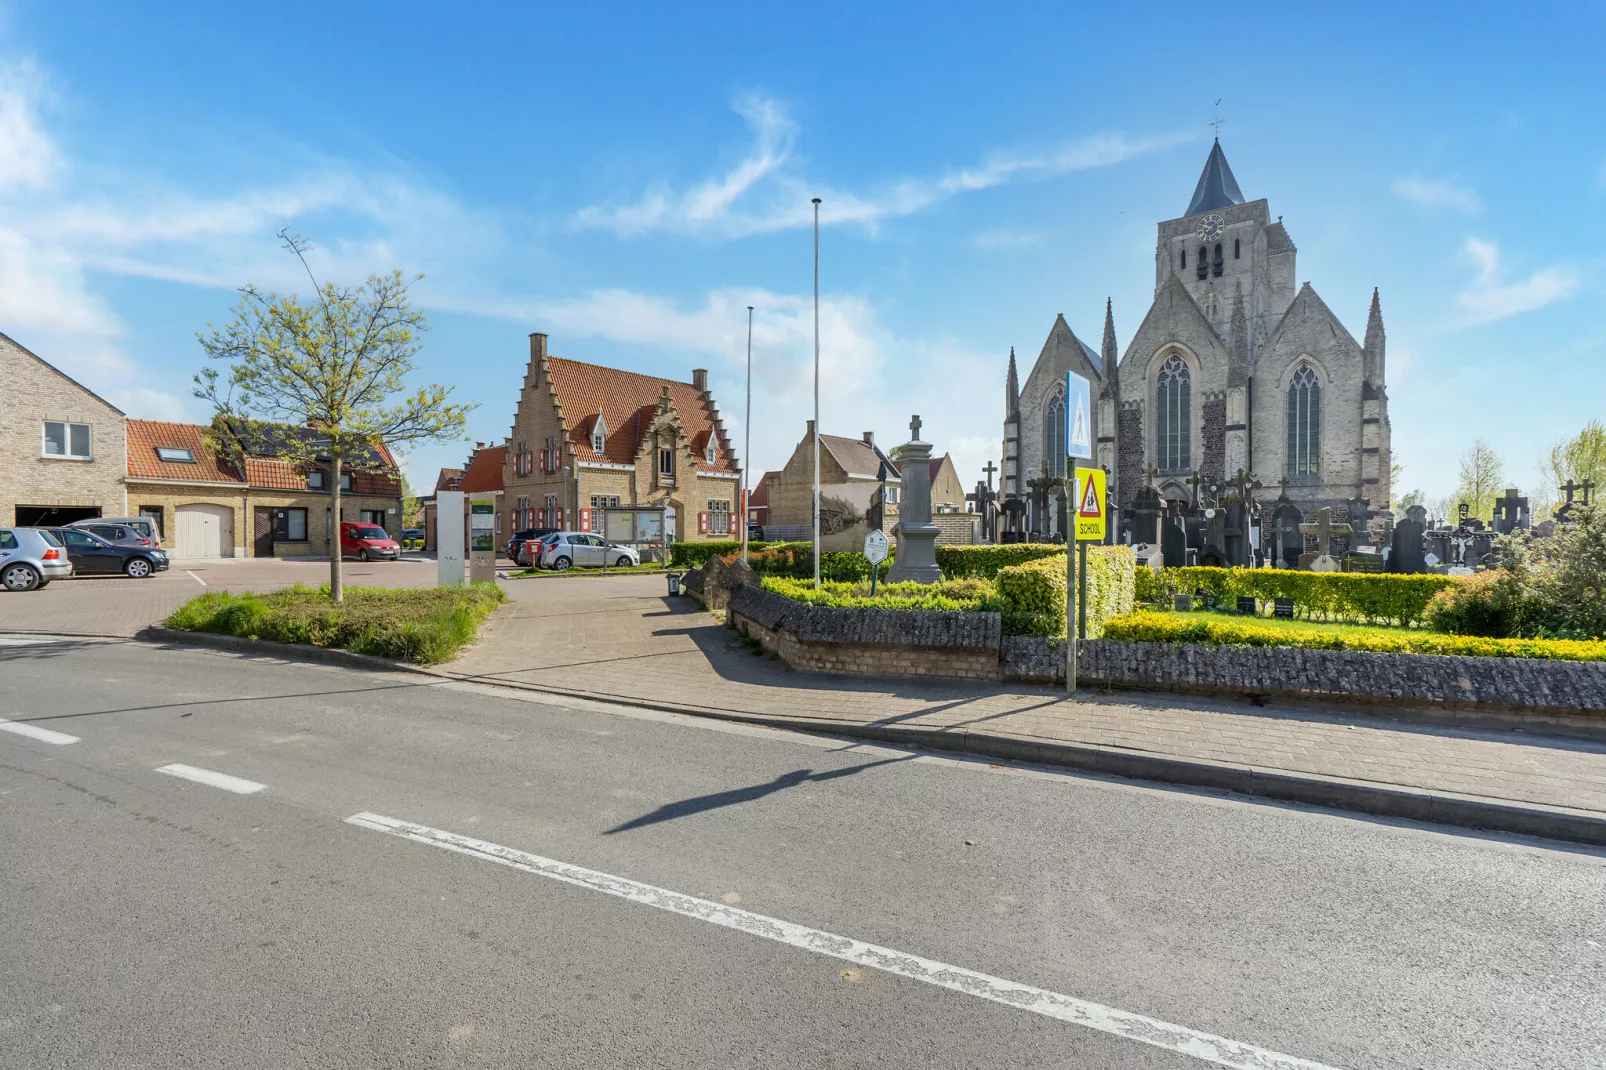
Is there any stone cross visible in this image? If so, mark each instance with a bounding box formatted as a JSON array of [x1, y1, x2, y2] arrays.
[[1187, 469, 1206, 507], [1144, 461, 1158, 485], [1299, 507, 1352, 558], [1560, 478, 1582, 505], [910, 414, 923, 441], [982, 460, 997, 491]]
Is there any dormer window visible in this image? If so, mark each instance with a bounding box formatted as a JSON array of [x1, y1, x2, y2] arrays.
[[705, 439, 716, 465], [589, 413, 608, 456], [155, 446, 195, 463], [592, 431, 605, 453]]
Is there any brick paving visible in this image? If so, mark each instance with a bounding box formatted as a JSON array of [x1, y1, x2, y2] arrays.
[[451, 574, 1606, 818]]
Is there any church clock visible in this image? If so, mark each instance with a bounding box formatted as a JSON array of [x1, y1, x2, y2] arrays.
[[1196, 213, 1224, 242]]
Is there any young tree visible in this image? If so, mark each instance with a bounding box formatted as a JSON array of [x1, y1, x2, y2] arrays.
[[1454, 439, 1506, 522], [196, 232, 474, 601], [1549, 420, 1606, 504]]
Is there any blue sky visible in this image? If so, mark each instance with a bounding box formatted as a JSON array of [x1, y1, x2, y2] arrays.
[[2, 1, 1601, 503]]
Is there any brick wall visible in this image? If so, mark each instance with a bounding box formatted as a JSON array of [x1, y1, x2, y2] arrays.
[[1, 333, 126, 521], [128, 484, 400, 558]]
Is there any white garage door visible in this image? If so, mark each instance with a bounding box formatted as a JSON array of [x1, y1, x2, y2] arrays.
[[174, 504, 234, 560]]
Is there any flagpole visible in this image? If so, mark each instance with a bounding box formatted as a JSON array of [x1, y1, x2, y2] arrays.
[[743, 304, 753, 565], [812, 197, 822, 590]]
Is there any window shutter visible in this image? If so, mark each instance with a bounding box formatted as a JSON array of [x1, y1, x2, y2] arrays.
[[579, 508, 591, 532], [556, 507, 565, 528], [698, 511, 708, 534]]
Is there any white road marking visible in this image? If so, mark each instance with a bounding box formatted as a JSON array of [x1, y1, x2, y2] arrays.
[[185, 570, 207, 586], [346, 812, 1343, 1070], [0, 718, 80, 745], [156, 764, 265, 794]]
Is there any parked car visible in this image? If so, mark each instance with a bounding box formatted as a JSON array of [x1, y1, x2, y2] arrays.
[[536, 531, 640, 571], [400, 527, 425, 550], [506, 527, 558, 566], [0, 527, 73, 591], [67, 517, 163, 549], [51, 527, 169, 579], [747, 521, 764, 543], [340, 521, 401, 561]]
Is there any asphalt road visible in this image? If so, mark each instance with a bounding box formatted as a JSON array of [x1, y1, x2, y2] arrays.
[[2, 637, 1603, 1069]]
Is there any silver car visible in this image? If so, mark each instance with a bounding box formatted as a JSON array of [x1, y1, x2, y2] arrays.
[[538, 532, 640, 571], [0, 527, 74, 591]]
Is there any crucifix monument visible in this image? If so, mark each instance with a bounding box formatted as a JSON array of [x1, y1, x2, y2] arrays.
[[885, 414, 943, 584], [1298, 507, 1351, 572]]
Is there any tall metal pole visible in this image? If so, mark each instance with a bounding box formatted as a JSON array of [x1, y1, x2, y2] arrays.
[[811, 197, 822, 589], [743, 305, 753, 565]]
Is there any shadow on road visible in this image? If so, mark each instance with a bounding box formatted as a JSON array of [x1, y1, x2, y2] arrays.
[[605, 754, 916, 835]]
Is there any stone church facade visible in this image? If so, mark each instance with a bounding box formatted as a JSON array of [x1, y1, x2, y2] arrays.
[[1004, 140, 1392, 536]]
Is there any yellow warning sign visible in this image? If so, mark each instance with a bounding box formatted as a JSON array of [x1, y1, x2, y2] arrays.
[[1074, 467, 1106, 541]]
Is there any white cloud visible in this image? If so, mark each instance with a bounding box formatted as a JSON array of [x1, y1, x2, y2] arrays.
[[1457, 237, 1580, 325], [1392, 176, 1483, 215], [573, 93, 1187, 239], [0, 59, 58, 193]]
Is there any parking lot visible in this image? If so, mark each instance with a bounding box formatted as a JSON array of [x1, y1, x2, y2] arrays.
[[0, 557, 444, 637]]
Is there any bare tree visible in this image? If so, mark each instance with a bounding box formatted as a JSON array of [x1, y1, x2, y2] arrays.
[[196, 232, 474, 601]]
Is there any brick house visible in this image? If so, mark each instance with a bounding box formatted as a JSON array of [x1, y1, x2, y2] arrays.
[[501, 333, 743, 543], [746, 471, 779, 527], [764, 423, 902, 538], [420, 465, 465, 551], [1, 331, 127, 525], [895, 453, 967, 513], [125, 419, 403, 560]]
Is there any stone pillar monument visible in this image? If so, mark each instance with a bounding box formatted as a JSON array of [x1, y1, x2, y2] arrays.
[[886, 414, 943, 584]]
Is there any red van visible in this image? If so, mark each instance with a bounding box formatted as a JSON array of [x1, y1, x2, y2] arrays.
[[340, 521, 401, 561]]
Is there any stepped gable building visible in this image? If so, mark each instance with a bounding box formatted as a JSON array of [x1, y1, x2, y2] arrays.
[[502, 333, 743, 541], [1004, 139, 1392, 535]]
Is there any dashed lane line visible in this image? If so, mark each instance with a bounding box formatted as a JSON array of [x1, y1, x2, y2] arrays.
[[156, 763, 266, 794], [0, 718, 80, 745], [185, 570, 207, 585], [345, 811, 1345, 1070]]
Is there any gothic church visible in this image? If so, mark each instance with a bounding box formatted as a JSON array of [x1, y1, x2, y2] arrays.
[[1002, 140, 1391, 538]]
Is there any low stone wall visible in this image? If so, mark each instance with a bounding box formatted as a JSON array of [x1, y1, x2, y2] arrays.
[[726, 583, 1001, 681]]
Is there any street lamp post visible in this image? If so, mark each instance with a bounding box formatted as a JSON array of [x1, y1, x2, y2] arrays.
[[744, 305, 753, 565], [812, 197, 822, 589]]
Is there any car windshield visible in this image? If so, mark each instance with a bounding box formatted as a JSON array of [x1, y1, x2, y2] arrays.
[[37, 530, 62, 547], [353, 526, 388, 539]]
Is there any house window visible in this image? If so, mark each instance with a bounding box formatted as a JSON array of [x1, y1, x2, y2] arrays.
[[155, 446, 195, 463], [708, 500, 731, 535], [658, 447, 674, 479], [544, 494, 557, 526], [274, 508, 309, 542], [340, 472, 353, 492], [139, 505, 165, 537], [360, 509, 386, 526], [884, 487, 899, 504], [1287, 364, 1321, 476], [592, 431, 605, 453], [590, 495, 620, 509], [307, 469, 326, 490], [43, 421, 91, 460], [517, 496, 530, 528], [1043, 390, 1066, 477], [1156, 354, 1191, 471]]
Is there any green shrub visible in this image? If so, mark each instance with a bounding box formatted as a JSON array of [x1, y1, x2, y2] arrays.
[[1102, 609, 1606, 661], [992, 545, 1136, 638], [935, 543, 1064, 579], [732, 543, 891, 582], [1133, 564, 1165, 605], [1422, 571, 1540, 638], [671, 541, 788, 568], [760, 576, 999, 613], [1158, 566, 1456, 626], [165, 583, 506, 664]]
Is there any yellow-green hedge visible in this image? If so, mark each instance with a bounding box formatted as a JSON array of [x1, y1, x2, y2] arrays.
[[1102, 610, 1606, 661], [994, 545, 1135, 638], [935, 543, 1064, 579], [1157, 567, 1457, 626]]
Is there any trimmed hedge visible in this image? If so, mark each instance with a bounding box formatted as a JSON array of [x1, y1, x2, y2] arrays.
[[1102, 610, 1606, 661], [935, 543, 1064, 580], [993, 545, 1136, 638], [165, 583, 506, 665], [671, 540, 789, 568], [1158, 566, 1457, 626], [730, 543, 892, 583], [760, 576, 999, 613]]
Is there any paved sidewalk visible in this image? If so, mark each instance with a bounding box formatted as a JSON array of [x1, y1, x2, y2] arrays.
[[452, 575, 1606, 825]]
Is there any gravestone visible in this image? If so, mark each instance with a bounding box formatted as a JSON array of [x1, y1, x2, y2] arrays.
[[1160, 506, 1187, 570], [1271, 492, 1304, 570], [885, 415, 943, 584], [1405, 504, 1428, 529], [1298, 507, 1351, 571], [1198, 506, 1227, 567], [1343, 551, 1384, 573], [1236, 596, 1258, 615], [1309, 554, 1341, 573], [1345, 496, 1372, 550], [1222, 490, 1249, 568], [1273, 597, 1295, 619], [1491, 488, 1530, 534], [1389, 516, 1426, 573], [1131, 481, 1163, 545], [1133, 543, 1164, 571]]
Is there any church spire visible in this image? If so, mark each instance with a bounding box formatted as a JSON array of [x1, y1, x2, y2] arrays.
[[1363, 287, 1386, 386], [1005, 346, 1020, 419], [1184, 139, 1246, 217], [1099, 298, 1119, 398]]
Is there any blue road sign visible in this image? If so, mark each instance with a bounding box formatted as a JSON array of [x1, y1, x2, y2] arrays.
[[1065, 370, 1092, 460]]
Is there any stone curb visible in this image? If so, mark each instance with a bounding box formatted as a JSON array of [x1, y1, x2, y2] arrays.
[[131, 628, 1606, 849]]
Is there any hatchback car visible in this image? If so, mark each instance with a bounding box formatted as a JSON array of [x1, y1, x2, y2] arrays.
[[68, 516, 162, 549], [51, 528, 170, 578], [0, 527, 73, 591], [537, 532, 640, 571], [340, 521, 401, 561], [507, 527, 558, 566]]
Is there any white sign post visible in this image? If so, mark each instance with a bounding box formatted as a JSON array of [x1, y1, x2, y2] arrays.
[[863, 528, 889, 595], [1064, 371, 1092, 695], [436, 490, 465, 587]]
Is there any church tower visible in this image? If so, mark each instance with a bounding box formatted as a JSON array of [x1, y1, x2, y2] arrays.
[[1001, 347, 1020, 502]]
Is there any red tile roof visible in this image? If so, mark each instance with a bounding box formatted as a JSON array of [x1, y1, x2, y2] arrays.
[[747, 471, 780, 509], [435, 467, 465, 491], [546, 357, 735, 472], [458, 445, 506, 493], [126, 420, 243, 484]]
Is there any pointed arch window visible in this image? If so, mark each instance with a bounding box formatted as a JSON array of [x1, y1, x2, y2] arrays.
[[1195, 246, 1208, 280], [1180, 248, 1186, 270], [1287, 364, 1321, 475], [1156, 355, 1191, 471], [1233, 237, 1241, 259], [1212, 243, 1224, 277], [1044, 390, 1066, 477]]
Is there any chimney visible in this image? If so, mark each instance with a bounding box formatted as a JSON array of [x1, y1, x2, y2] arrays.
[[528, 332, 547, 361], [475, 441, 485, 450], [806, 419, 816, 438], [691, 368, 708, 392], [862, 431, 874, 446]]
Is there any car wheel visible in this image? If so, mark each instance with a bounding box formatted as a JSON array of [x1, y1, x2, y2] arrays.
[[124, 557, 153, 579], [616, 555, 632, 568], [359, 549, 371, 562], [2, 563, 41, 592], [553, 555, 572, 571]]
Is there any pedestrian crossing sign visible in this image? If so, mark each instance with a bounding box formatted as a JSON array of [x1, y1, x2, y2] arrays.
[[1074, 467, 1106, 541], [1064, 370, 1092, 460]]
